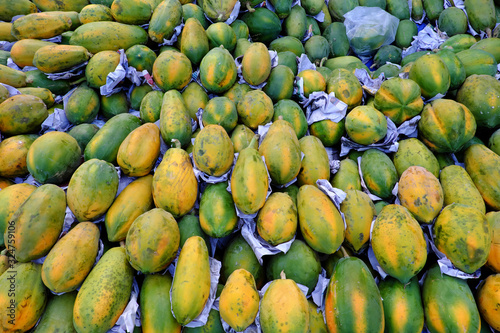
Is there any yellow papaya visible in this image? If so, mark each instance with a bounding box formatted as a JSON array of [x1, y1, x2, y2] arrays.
[[330, 158, 361, 192], [171, 236, 211, 326], [41, 222, 99, 293], [260, 272, 309, 332], [297, 185, 345, 254], [32, 0, 88, 12], [117, 123, 160, 177], [105, 175, 154, 242], [297, 69, 326, 97], [219, 269, 259, 332], [0, 0, 37, 22], [242, 42, 271, 86], [79, 4, 113, 24], [152, 140, 198, 218], [237, 90, 274, 130], [193, 125, 234, 176], [231, 135, 269, 215], [398, 166, 444, 224], [126, 208, 180, 273], [297, 135, 330, 186], [148, 0, 183, 43], [477, 274, 500, 331], [11, 13, 72, 40], [10, 39, 56, 68], [257, 192, 297, 246], [111, 0, 152, 25], [326, 68, 363, 110], [73, 247, 134, 333], [85, 50, 120, 88], [0, 23, 15, 42], [486, 211, 500, 273], [153, 50, 192, 92], [440, 164, 486, 214], [6, 184, 66, 262], [0, 95, 47, 136], [340, 190, 376, 253], [0, 64, 27, 88], [18, 87, 55, 108], [0, 134, 37, 178]]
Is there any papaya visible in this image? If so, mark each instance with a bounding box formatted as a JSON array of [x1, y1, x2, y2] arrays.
[[148, 0, 183, 42], [219, 269, 259, 332], [160, 89, 192, 148], [182, 3, 209, 29], [398, 166, 443, 224], [440, 165, 486, 214], [242, 42, 271, 86], [263, 65, 295, 103], [340, 190, 375, 253], [0, 64, 27, 88], [84, 113, 141, 163], [0, 262, 47, 333], [180, 18, 209, 66], [260, 273, 309, 332], [360, 149, 398, 199], [411, 0, 424, 20], [111, 0, 152, 24], [331, 158, 361, 192], [222, 235, 265, 288], [224, 82, 252, 106], [234, 38, 251, 58], [0, 134, 38, 178], [41, 222, 99, 293], [456, 49, 498, 77], [65, 84, 100, 125], [0, 178, 13, 189], [423, 0, 444, 21], [439, 34, 477, 53], [266, 240, 321, 293], [326, 68, 363, 110], [372, 204, 427, 283], [393, 138, 440, 178], [79, 4, 113, 23], [26, 131, 81, 185], [202, 96, 238, 133], [237, 90, 274, 130], [0, 183, 36, 248], [153, 139, 198, 218], [373, 45, 402, 68], [490, 128, 500, 156], [202, 0, 238, 22], [418, 99, 476, 153], [68, 124, 99, 152], [25, 69, 71, 95], [297, 185, 345, 254], [345, 105, 387, 145], [297, 69, 326, 97], [33, 45, 90, 74], [126, 208, 180, 273], [230, 124, 256, 153], [297, 135, 330, 186], [70, 21, 148, 54], [183, 309, 225, 333], [100, 91, 129, 119], [465, 0, 496, 34], [199, 182, 237, 238], [73, 247, 134, 333], [272, 99, 307, 139], [409, 54, 450, 99], [18, 87, 54, 108], [434, 203, 491, 273], [193, 125, 234, 176], [10, 40, 56, 69], [231, 20, 249, 39], [477, 274, 500, 330], [105, 175, 155, 242], [395, 20, 418, 48], [438, 7, 467, 36], [308, 301, 327, 333], [11, 13, 72, 40], [378, 277, 424, 333], [0, 0, 37, 22], [322, 22, 350, 58], [386, 0, 410, 19], [206, 22, 237, 51], [324, 255, 384, 333], [140, 273, 181, 333], [241, 7, 282, 44], [456, 74, 500, 128], [41, 11, 81, 30], [85, 51, 120, 89], [231, 135, 268, 215], [436, 49, 467, 91], [139, 91, 163, 123], [125, 45, 156, 73], [32, 0, 88, 12], [6, 184, 66, 262], [470, 37, 500, 62], [328, 0, 358, 21], [181, 82, 208, 121], [310, 119, 345, 147], [171, 236, 211, 326], [153, 50, 192, 92], [422, 264, 481, 333], [117, 124, 160, 177], [200, 47, 237, 94], [34, 292, 78, 333], [257, 192, 297, 245], [67, 159, 119, 222], [269, 36, 305, 56]]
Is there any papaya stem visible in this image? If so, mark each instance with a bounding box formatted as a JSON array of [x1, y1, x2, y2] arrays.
[[171, 139, 181, 149], [280, 270, 286, 279], [319, 57, 327, 68], [70, 77, 86, 86], [486, 28, 492, 38], [248, 134, 259, 149], [278, 115, 283, 121], [246, 2, 255, 12], [340, 246, 349, 258], [119, 241, 126, 248]]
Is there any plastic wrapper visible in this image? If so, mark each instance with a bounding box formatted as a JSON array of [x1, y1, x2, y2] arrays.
[[46, 61, 88, 80], [401, 25, 446, 58], [108, 279, 141, 333], [170, 257, 222, 328], [40, 108, 72, 134], [42, 35, 62, 43], [241, 218, 295, 265], [343, 7, 399, 56], [100, 50, 128, 97], [357, 156, 384, 201], [340, 117, 399, 156], [304, 91, 348, 125]]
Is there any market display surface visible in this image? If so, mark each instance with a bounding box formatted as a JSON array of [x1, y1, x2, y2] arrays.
[[0, 0, 500, 332]]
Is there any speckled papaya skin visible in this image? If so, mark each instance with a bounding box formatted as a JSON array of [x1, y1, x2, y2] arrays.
[[0, 134, 38, 178], [11, 13, 72, 40], [199, 182, 238, 238], [257, 192, 297, 246], [297, 135, 330, 186], [340, 190, 375, 253], [171, 236, 211, 326], [0, 95, 47, 136], [73, 247, 134, 333], [193, 125, 234, 177], [33, 45, 90, 73], [5, 184, 66, 262], [10, 40, 56, 68], [159, 89, 192, 148], [0, 262, 48, 333], [117, 124, 160, 177], [440, 165, 485, 214], [486, 212, 500, 273], [41, 222, 100, 293]]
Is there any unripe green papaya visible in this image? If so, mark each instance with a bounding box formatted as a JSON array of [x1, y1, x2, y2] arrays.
[[65, 84, 100, 125]]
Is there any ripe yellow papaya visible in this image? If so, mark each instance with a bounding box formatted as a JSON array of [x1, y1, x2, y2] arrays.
[[0, 64, 27, 88], [297, 135, 330, 186], [257, 192, 297, 245], [41, 222, 99, 293], [11, 13, 72, 40], [10, 40, 56, 68], [237, 90, 274, 130], [111, 0, 152, 24], [486, 211, 500, 273], [0, 134, 37, 178], [340, 190, 376, 253], [0, 0, 37, 22], [32, 0, 88, 12], [242, 42, 271, 86], [193, 125, 234, 176]]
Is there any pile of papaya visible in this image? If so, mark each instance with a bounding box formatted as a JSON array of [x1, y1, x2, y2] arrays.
[[1, 0, 500, 331]]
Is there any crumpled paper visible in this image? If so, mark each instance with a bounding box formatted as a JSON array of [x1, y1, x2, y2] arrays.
[[170, 257, 222, 328], [160, 22, 185, 46], [297, 53, 316, 73], [100, 49, 128, 96], [354, 68, 386, 95], [311, 268, 329, 310], [316, 179, 348, 231], [40, 108, 72, 133], [402, 25, 447, 58], [397, 115, 420, 138], [0, 83, 21, 96], [304, 91, 348, 125], [340, 117, 399, 156], [0, 41, 15, 51], [46, 61, 88, 80], [324, 147, 341, 174], [241, 218, 295, 265], [107, 279, 141, 333]]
